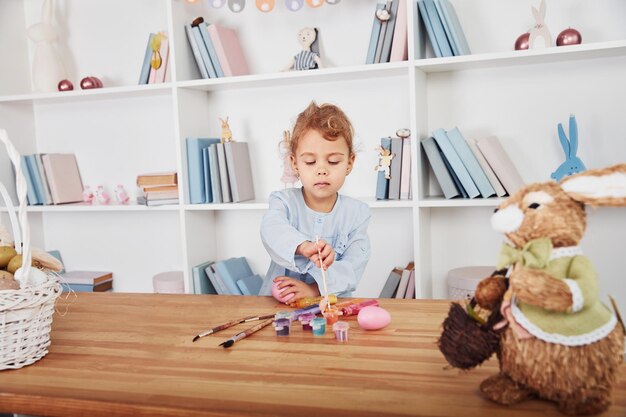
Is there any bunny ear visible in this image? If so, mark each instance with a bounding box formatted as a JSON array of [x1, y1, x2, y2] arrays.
[[41, 0, 53, 23], [568, 115, 578, 158], [557, 122, 571, 157], [540, 0, 547, 18], [561, 164, 626, 207]]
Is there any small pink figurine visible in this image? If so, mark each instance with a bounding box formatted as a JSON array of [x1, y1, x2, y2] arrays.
[[280, 131, 298, 188], [82, 185, 94, 204], [114, 184, 130, 205], [95, 185, 110, 205]]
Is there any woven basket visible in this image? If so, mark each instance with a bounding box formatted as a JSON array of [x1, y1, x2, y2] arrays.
[[0, 129, 61, 370]]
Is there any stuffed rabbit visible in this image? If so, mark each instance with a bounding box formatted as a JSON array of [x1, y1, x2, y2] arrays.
[[528, 0, 552, 48], [472, 164, 626, 415], [551, 114, 586, 181]]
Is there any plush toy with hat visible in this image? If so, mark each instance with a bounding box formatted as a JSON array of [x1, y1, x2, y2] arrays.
[[439, 164, 626, 415]]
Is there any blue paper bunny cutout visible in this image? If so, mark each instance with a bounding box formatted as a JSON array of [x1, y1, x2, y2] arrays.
[[551, 114, 586, 181]]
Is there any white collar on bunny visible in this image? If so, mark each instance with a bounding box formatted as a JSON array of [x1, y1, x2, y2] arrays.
[[504, 237, 583, 260]]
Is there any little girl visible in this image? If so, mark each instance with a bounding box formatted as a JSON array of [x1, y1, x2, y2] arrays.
[[259, 101, 371, 303]]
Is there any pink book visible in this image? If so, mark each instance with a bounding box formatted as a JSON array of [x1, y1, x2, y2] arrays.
[[404, 269, 415, 299], [154, 33, 169, 83], [207, 24, 250, 77], [41, 153, 84, 204], [475, 136, 525, 195], [390, 0, 409, 62]]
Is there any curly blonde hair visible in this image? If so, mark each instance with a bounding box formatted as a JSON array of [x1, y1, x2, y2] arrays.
[[289, 101, 355, 157]]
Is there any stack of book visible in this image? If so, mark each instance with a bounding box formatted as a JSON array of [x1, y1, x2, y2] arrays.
[[60, 270, 113, 293], [186, 138, 255, 204], [20, 153, 84, 205], [375, 132, 412, 200], [138, 31, 170, 84], [192, 257, 263, 295], [379, 262, 416, 299], [421, 127, 524, 199], [136, 171, 179, 206], [366, 0, 409, 64], [185, 18, 249, 79], [416, 0, 471, 58]]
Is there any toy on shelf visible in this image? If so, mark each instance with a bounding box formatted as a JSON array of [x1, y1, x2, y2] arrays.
[[285, 27, 323, 71], [220, 117, 233, 143], [528, 0, 551, 48], [550, 114, 586, 181], [556, 27, 582, 46], [279, 130, 298, 188], [439, 164, 626, 415], [114, 185, 130, 205], [82, 185, 94, 204], [57, 79, 73, 91], [80, 76, 103, 89], [374, 145, 394, 180], [94, 185, 110, 205]]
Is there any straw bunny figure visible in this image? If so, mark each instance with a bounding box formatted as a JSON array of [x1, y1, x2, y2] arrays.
[[470, 164, 626, 415], [220, 117, 233, 143], [551, 115, 586, 181], [528, 0, 552, 48]]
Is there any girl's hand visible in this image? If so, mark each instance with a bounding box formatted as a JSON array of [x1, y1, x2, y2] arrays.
[[273, 276, 320, 305], [297, 240, 336, 269]]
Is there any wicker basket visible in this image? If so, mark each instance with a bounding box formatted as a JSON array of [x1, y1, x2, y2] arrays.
[[0, 129, 62, 370]]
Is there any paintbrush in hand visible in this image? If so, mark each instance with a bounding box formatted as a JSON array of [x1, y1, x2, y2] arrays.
[[219, 318, 275, 348], [193, 313, 275, 342]]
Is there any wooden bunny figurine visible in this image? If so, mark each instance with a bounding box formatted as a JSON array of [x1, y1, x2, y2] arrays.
[[551, 114, 586, 181], [285, 27, 323, 71], [472, 164, 626, 415], [528, 0, 552, 48], [220, 117, 233, 143]]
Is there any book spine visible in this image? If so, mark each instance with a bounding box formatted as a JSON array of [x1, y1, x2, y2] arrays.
[[433, 0, 459, 56], [207, 24, 232, 77], [390, 0, 409, 62], [432, 128, 480, 198], [198, 22, 223, 78], [186, 139, 206, 204], [375, 137, 392, 200], [447, 127, 495, 198], [421, 137, 460, 199], [399, 137, 412, 199], [417, 0, 442, 58], [21, 155, 39, 205], [374, 1, 391, 63], [138, 33, 155, 85], [467, 138, 507, 197], [216, 143, 232, 203], [208, 144, 222, 204], [423, 0, 453, 57], [153, 32, 170, 83], [202, 147, 212, 203], [476, 136, 525, 195], [366, 2, 385, 64], [388, 137, 403, 200], [192, 25, 216, 78], [380, 0, 400, 63], [184, 24, 209, 79]]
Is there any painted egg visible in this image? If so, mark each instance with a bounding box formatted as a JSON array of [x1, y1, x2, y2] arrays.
[[271, 281, 294, 303], [357, 305, 391, 330]]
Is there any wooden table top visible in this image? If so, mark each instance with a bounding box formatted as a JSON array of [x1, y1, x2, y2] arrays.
[[0, 293, 623, 417]]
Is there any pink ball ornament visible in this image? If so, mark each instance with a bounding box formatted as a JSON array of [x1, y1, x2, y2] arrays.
[[271, 281, 294, 304], [80, 76, 103, 90], [514, 32, 530, 50], [57, 79, 74, 91], [357, 305, 391, 330], [556, 28, 582, 46]]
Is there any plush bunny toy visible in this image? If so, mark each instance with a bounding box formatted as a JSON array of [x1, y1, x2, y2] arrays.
[[471, 164, 626, 415]]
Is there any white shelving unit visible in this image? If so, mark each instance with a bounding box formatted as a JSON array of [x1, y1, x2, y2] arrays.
[[1, 0, 624, 309]]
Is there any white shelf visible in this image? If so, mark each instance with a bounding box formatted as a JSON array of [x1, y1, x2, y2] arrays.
[[418, 197, 504, 208], [0, 204, 180, 213]]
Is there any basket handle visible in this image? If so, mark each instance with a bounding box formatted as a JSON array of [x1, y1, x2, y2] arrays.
[[0, 129, 32, 283]]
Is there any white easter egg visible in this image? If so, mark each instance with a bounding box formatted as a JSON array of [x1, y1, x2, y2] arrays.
[[14, 267, 48, 287]]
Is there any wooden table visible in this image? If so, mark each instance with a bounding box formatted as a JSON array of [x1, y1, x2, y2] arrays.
[[0, 293, 623, 417]]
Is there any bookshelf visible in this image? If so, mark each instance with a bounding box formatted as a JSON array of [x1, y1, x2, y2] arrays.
[[0, 0, 625, 310]]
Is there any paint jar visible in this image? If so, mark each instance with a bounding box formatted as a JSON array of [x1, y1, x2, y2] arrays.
[[298, 312, 316, 331], [275, 311, 293, 323], [311, 317, 326, 336], [274, 318, 290, 336], [322, 307, 339, 325], [333, 321, 349, 342]]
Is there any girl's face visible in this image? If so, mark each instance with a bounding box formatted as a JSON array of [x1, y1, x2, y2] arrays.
[[291, 129, 354, 212]]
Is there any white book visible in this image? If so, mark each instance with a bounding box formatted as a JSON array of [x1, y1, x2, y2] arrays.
[[395, 267, 412, 299], [467, 137, 507, 197], [475, 136, 525, 195], [224, 142, 255, 203], [216, 143, 232, 203]]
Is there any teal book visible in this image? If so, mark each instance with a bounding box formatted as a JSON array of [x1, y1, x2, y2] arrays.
[[236, 274, 263, 295], [198, 21, 224, 78], [20, 155, 39, 205], [208, 144, 222, 204], [446, 127, 495, 198], [205, 262, 228, 295], [375, 137, 392, 200], [191, 260, 218, 294], [436, 0, 471, 55], [432, 128, 479, 198], [423, 0, 453, 57], [421, 137, 460, 199], [417, 0, 441, 57], [366, 2, 385, 64], [433, 0, 459, 56], [138, 33, 155, 84], [186, 138, 220, 204], [192, 24, 217, 78], [35, 154, 53, 205], [213, 257, 255, 295], [25, 154, 45, 205], [440, 146, 467, 198]]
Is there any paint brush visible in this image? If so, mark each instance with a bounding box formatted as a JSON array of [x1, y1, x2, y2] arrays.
[[218, 318, 275, 348], [315, 235, 332, 313], [192, 313, 275, 342]]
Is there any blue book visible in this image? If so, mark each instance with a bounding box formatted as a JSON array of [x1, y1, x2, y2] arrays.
[[192, 24, 217, 78], [191, 260, 218, 294], [184, 24, 209, 79], [433, 0, 459, 56], [138, 33, 155, 85], [213, 257, 255, 295], [436, 0, 471, 55], [440, 146, 467, 198], [375, 137, 392, 200], [208, 144, 222, 204], [380, 0, 400, 63], [20, 155, 38, 205], [366, 2, 385, 64], [186, 138, 220, 204], [61, 280, 112, 293], [423, 0, 453, 57], [202, 147, 212, 203], [198, 22, 224, 78], [421, 137, 460, 199], [236, 274, 263, 296], [26, 154, 45, 205], [432, 128, 479, 198], [47, 250, 65, 274], [417, 1, 441, 57], [205, 263, 229, 294], [446, 127, 495, 198]]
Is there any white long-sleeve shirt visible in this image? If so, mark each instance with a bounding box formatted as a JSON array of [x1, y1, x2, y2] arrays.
[[259, 188, 371, 297]]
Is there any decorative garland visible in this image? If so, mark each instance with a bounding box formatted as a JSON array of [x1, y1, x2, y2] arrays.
[[185, 0, 340, 13]]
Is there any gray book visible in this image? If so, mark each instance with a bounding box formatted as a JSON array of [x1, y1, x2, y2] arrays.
[[388, 137, 403, 200], [380, 0, 400, 63], [216, 143, 232, 203], [191, 260, 218, 294], [374, 1, 391, 63], [208, 144, 222, 204], [421, 137, 460, 199], [380, 267, 402, 298], [224, 142, 255, 203]]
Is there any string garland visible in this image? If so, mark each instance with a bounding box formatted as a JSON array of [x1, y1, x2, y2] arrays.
[[185, 0, 340, 13]]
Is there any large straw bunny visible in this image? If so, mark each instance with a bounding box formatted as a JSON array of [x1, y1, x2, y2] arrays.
[[528, 0, 552, 48], [470, 164, 626, 415]]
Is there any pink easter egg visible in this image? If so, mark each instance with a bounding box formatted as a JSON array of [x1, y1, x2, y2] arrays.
[[271, 281, 294, 304], [357, 305, 391, 330]]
